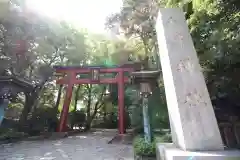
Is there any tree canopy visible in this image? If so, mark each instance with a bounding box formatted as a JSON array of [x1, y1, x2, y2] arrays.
[[0, 0, 239, 137]]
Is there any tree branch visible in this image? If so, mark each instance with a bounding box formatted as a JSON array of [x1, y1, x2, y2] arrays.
[[90, 86, 107, 121]]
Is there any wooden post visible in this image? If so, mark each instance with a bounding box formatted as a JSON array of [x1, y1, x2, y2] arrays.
[[58, 73, 75, 132]]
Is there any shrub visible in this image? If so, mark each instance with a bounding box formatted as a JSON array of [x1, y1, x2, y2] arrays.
[[0, 128, 26, 141], [68, 110, 86, 129], [133, 136, 156, 157], [25, 107, 59, 135], [92, 112, 118, 129], [155, 133, 172, 143], [0, 118, 18, 129], [133, 134, 172, 157]]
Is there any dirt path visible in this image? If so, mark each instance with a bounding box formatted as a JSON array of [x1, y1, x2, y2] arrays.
[[0, 132, 134, 160]]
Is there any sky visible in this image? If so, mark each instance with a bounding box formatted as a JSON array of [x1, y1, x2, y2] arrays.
[[25, 0, 123, 33]]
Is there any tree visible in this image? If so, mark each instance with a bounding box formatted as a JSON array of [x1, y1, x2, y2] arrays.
[[0, 0, 91, 130], [106, 0, 160, 69], [105, 0, 240, 132]]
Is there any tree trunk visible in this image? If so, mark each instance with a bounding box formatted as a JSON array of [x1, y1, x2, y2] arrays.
[[71, 85, 81, 129], [85, 102, 104, 131], [19, 92, 36, 130], [54, 84, 63, 113], [31, 86, 45, 113], [19, 81, 46, 130], [85, 85, 106, 131], [85, 84, 92, 131], [103, 105, 107, 123], [73, 85, 81, 112]]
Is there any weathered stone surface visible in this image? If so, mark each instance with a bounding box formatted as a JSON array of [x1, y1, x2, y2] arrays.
[[157, 143, 240, 160], [0, 132, 134, 160], [156, 8, 223, 151]]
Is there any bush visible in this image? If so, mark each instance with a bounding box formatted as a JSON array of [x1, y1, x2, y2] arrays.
[[133, 136, 156, 157], [0, 118, 18, 129], [155, 133, 172, 143], [0, 128, 26, 141], [92, 112, 118, 129], [24, 107, 59, 135], [133, 134, 172, 157], [148, 88, 170, 130], [68, 110, 86, 129]]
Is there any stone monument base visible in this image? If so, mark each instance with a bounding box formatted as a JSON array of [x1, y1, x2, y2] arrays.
[[157, 143, 240, 160]]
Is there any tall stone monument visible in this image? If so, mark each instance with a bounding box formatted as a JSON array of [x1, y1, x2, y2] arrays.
[[155, 8, 240, 160]]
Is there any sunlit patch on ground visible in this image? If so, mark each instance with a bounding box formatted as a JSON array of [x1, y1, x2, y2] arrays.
[[75, 135, 87, 139], [53, 141, 62, 146]]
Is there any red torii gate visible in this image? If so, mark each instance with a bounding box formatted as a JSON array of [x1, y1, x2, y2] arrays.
[[54, 64, 138, 134]]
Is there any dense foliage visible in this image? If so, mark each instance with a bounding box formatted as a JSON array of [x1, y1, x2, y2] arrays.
[[133, 134, 172, 157], [106, 0, 240, 122], [0, 0, 147, 137], [0, 0, 239, 142]]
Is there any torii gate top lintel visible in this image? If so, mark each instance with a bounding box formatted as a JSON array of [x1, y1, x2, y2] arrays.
[[53, 64, 140, 85], [54, 63, 139, 73]]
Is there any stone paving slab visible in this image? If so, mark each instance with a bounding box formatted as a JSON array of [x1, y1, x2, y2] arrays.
[[0, 133, 134, 160]]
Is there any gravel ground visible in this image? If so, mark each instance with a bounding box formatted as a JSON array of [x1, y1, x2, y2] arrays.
[[0, 132, 134, 160]]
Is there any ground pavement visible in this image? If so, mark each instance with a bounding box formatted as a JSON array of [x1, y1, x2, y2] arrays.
[[0, 131, 134, 160]]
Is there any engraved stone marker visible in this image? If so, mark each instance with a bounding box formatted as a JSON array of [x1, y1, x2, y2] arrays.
[[156, 8, 224, 151]]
